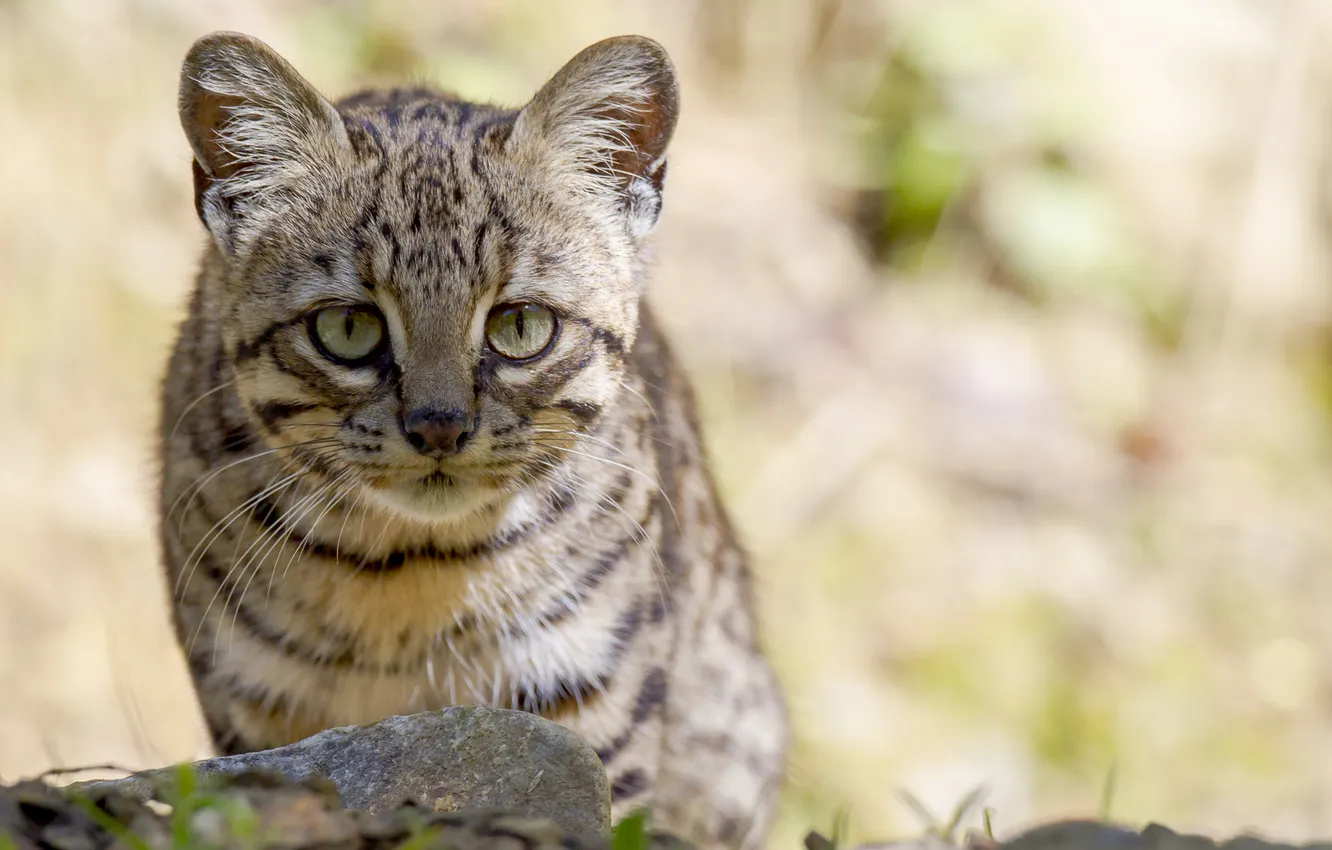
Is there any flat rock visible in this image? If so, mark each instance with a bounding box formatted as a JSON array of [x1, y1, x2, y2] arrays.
[[838, 822, 1332, 850], [72, 707, 610, 842]]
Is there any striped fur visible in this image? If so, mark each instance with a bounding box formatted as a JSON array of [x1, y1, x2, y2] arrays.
[[160, 33, 786, 850]]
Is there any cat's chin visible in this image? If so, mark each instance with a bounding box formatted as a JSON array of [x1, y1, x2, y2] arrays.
[[360, 475, 500, 524]]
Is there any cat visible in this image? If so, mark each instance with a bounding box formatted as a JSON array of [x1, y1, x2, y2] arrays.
[[160, 32, 787, 849]]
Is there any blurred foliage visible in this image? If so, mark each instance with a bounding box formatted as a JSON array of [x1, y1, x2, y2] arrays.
[[851, 19, 1187, 349]]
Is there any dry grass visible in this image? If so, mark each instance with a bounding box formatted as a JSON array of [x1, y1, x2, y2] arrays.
[[6, 0, 1332, 846]]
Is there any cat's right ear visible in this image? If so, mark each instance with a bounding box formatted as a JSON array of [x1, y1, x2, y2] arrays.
[[179, 32, 348, 254], [511, 36, 679, 241]]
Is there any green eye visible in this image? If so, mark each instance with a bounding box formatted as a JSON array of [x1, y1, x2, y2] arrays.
[[485, 303, 557, 360], [311, 305, 385, 364]]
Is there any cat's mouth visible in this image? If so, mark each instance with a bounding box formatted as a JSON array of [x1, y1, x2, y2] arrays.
[[353, 463, 503, 522], [358, 464, 471, 494], [419, 470, 455, 489]]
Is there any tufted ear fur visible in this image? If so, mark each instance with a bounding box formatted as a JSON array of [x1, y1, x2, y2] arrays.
[[512, 36, 679, 241], [179, 32, 349, 254]]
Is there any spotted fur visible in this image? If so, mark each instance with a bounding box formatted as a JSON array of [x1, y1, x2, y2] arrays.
[[160, 32, 787, 849]]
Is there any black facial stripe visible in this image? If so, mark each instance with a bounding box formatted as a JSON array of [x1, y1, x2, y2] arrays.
[[566, 317, 626, 358], [242, 315, 395, 413], [253, 400, 319, 429], [472, 220, 489, 268], [220, 421, 257, 454], [234, 316, 306, 364], [241, 318, 388, 408], [552, 399, 602, 426], [483, 343, 587, 414]]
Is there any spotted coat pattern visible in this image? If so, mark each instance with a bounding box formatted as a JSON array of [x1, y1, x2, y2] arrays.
[[160, 32, 787, 850]]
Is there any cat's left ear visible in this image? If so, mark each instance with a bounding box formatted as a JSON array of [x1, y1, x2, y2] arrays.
[[512, 36, 679, 240], [179, 32, 349, 255]]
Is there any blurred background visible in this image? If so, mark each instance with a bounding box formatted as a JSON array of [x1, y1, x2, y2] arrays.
[[6, 0, 1332, 843]]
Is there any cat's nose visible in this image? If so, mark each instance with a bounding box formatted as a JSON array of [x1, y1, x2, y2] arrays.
[[402, 408, 472, 456]]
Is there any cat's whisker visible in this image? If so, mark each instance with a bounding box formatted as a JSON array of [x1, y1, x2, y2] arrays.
[[218, 469, 350, 659], [181, 444, 343, 613], [527, 457, 671, 619], [177, 443, 346, 605], [345, 496, 402, 576], [334, 482, 368, 561], [574, 447, 678, 535], [168, 437, 341, 531], [176, 467, 306, 602], [184, 478, 306, 656], [166, 380, 236, 441], [225, 455, 353, 615], [530, 427, 631, 459], [275, 421, 349, 429], [274, 470, 357, 592], [517, 439, 680, 529], [617, 379, 653, 416], [531, 423, 692, 458], [242, 472, 353, 649]]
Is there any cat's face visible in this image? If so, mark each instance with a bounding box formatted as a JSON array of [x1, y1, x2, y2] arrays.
[[180, 34, 677, 521]]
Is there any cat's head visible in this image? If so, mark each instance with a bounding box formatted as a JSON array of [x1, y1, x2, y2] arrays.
[[178, 32, 677, 521]]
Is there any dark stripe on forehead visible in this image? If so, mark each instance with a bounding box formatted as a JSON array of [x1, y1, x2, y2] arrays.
[[471, 113, 514, 150], [344, 115, 388, 161], [412, 101, 449, 123], [452, 100, 474, 126], [472, 220, 489, 268], [339, 87, 442, 110]]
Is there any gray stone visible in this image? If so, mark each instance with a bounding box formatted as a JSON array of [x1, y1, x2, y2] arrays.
[[72, 707, 610, 842], [1006, 822, 1145, 850]]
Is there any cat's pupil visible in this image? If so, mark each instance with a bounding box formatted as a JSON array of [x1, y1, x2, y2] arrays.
[[515, 309, 525, 338], [343, 313, 354, 338]]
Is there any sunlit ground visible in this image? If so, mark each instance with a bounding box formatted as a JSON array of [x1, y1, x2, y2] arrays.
[[5, 0, 1332, 845]]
